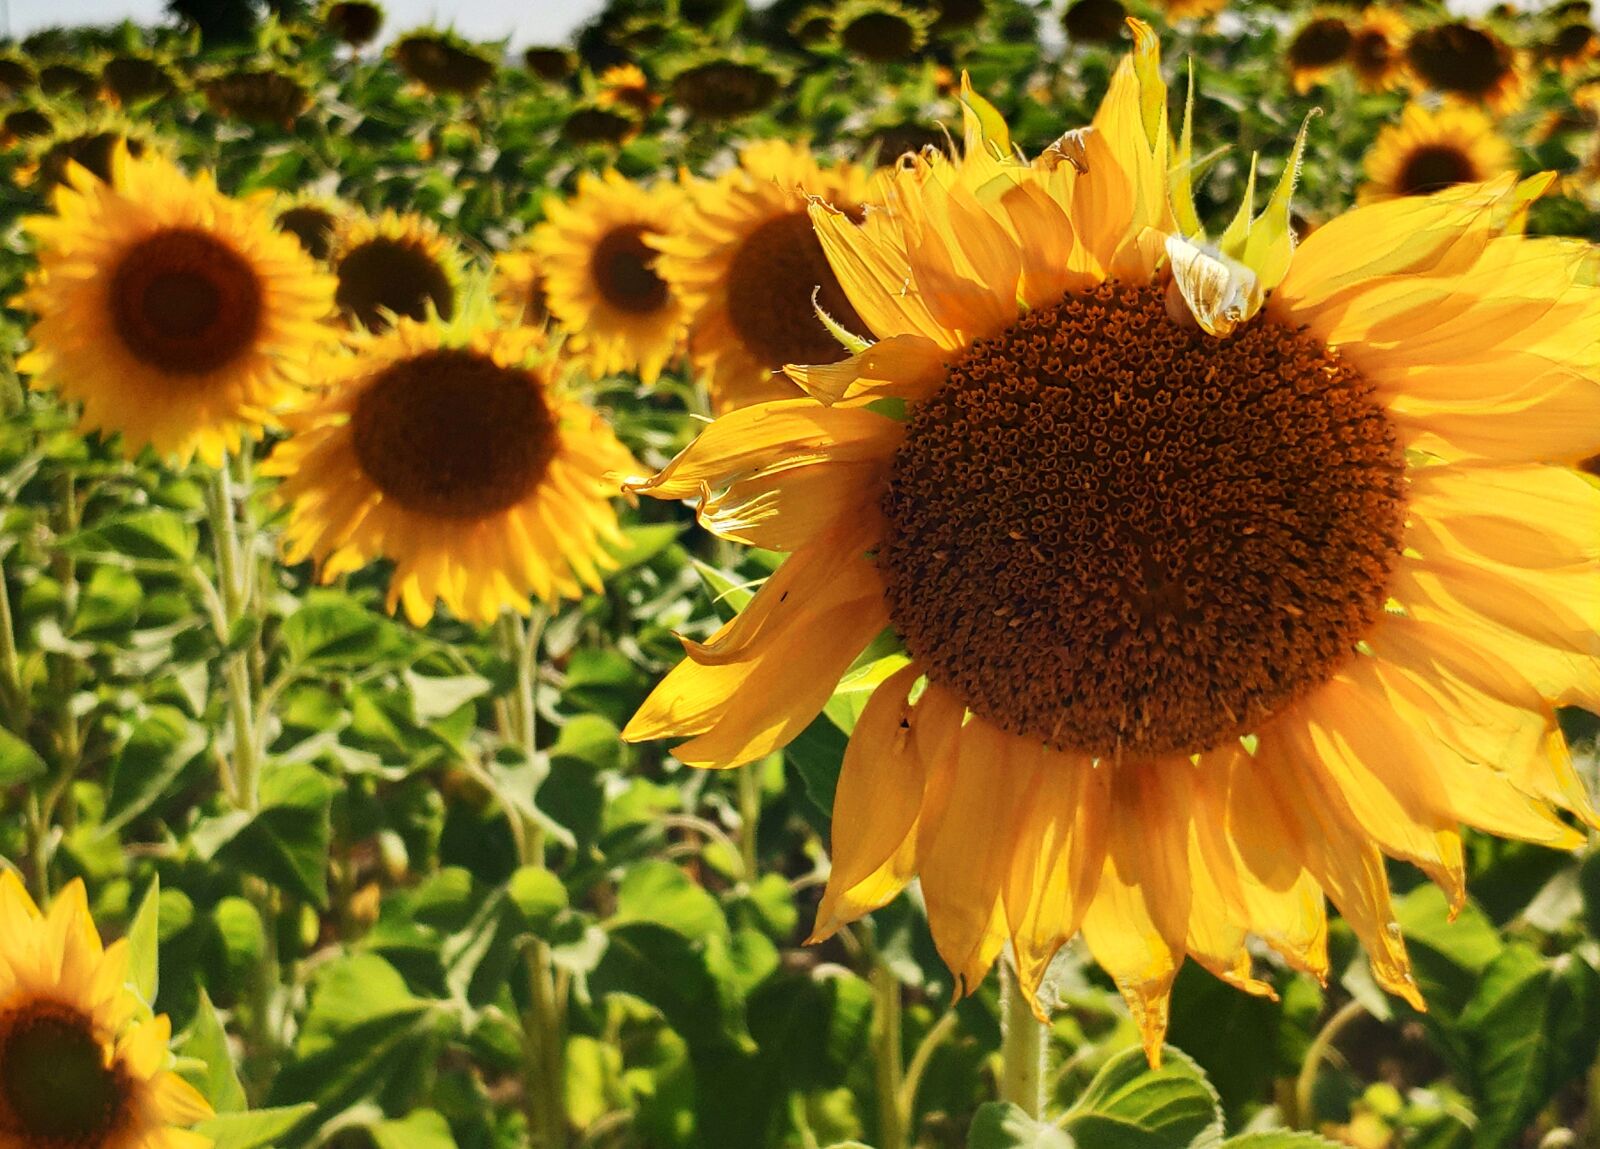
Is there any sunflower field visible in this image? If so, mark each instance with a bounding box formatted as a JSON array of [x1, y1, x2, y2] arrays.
[[1, 0, 1599, 1146]]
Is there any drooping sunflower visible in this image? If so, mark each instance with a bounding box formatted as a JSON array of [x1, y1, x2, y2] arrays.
[[1359, 102, 1514, 202], [596, 63, 661, 119], [273, 194, 348, 263], [560, 103, 642, 147], [524, 45, 578, 82], [624, 36, 1600, 1060], [1348, 8, 1410, 91], [834, 0, 932, 62], [1543, 19, 1600, 75], [321, 0, 384, 47], [391, 32, 495, 97], [1406, 21, 1526, 114], [0, 53, 36, 96], [100, 54, 179, 106], [0, 874, 213, 1149], [1, 106, 53, 147], [331, 210, 464, 331], [20, 146, 336, 465], [1286, 14, 1354, 93], [668, 53, 785, 121], [265, 318, 637, 626], [1063, 0, 1132, 45], [37, 60, 99, 99], [533, 171, 685, 384], [13, 116, 159, 191], [654, 140, 873, 411], [493, 246, 550, 327], [200, 67, 312, 127]]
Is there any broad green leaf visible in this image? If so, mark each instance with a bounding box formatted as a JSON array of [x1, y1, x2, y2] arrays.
[[508, 865, 568, 935], [612, 860, 727, 940], [0, 726, 46, 786], [207, 764, 336, 907], [403, 668, 491, 721], [104, 706, 208, 832], [72, 565, 141, 634], [967, 1102, 1075, 1148], [1064, 1047, 1221, 1149], [1222, 1135, 1345, 1148], [126, 877, 160, 1007], [605, 522, 682, 571], [79, 509, 198, 564], [566, 1035, 625, 1129], [281, 592, 390, 667], [178, 990, 249, 1114], [195, 1106, 318, 1149], [591, 922, 751, 1054], [370, 1108, 457, 1149]]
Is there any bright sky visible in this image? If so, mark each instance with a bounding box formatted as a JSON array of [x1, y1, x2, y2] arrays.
[[2, 0, 607, 46]]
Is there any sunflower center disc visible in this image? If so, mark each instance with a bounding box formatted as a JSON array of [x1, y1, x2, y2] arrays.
[[1291, 18, 1354, 67], [351, 349, 557, 520], [589, 225, 669, 315], [1407, 24, 1508, 96], [110, 228, 263, 375], [879, 282, 1406, 758], [1397, 144, 1477, 196], [0, 1004, 124, 1142], [336, 238, 455, 330], [724, 211, 867, 370]]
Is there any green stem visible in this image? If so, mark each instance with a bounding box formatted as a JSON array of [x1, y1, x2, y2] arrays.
[[999, 957, 1047, 1118], [868, 946, 908, 1149], [500, 610, 566, 1149], [1292, 997, 1366, 1130], [0, 549, 24, 728], [737, 759, 761, 881]]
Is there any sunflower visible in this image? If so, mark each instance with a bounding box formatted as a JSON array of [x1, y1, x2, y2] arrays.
[[1156, 0, 1227, 24], [493, 246, 550, 326], [15, 116, 159, 191], [0, 875, 212, 1149], [331, 210, 464, 331], [1348, 8, 1410, 91], [1360, 102, 1514, 202], [322, 0, 384, 47], [264, 318, 637, 626], [561, 104, 641, 146], [524, 46, 578, 81], [0, 54, 35, 96], [668, 54, 785, 121], [834, 0, 932, 62], [1405, 21, 1526, 114], [392, 32, 495, 97], [1286, 15, 1354, 93], [200, 68, 312, 127], [654, 140, 873, 411], [533, 171, 685, 384], [596, 63, 660, 119], [99, 54, 179, 106], [1544, 20, 1600, 75], [1063, 0, 1132, 45], [623, 37, 1600, 1061], [1, 107, 53, 146], [38, 60, 98, 99], [20, 146, 335, 466], [272, 194, 347, 263]]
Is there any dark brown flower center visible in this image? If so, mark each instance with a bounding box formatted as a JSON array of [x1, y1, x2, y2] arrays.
[[1350, 29, 1397, 76], [1290, 18, 1354, 68], [351, 349, 558, 520], [724, 210, 867, 371], [840, 10, 921, 60], [670, 61, 781, 120], [0, 1003, 127, 1145], [589, 225, 669, 315], [336, 238, 455, 331], [1407, 23, 1513, 98], [1396, 143, 1478, 196], [277, 206, 338, 261], [102, 57, 175, 104], [562, 107, 637, 146], [326, 1, 383, 46], [38, 133, 146, 188], [394, 37, 494, 95], [879, 282, 1405, 758], [110, 227, 263, 375], [1063, 0, 1129, 44]]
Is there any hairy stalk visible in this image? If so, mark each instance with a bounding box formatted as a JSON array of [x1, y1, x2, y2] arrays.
[[999, 957, 1047, 1118], [500, 609, 567, 1149], [866, 937, 909, 1149], [738, 759, 762, 881]]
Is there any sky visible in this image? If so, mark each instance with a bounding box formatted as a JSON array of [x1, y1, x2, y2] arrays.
[[3, 0, 607, 45]]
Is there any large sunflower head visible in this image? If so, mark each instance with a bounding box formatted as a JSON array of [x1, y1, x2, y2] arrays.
[[624, 36, 1600, 1062], [200, 67, 313, 127], [1405, 20, 1527, 114], [321, 0, 384, 47], [331, 209, 465, 332], [20, 145, 337, 465], [391, 32, 496, 97], [833, 0, 932, 63], [0, 874, 213, 1149], [1348, 8, 1410, 91], [1286, 14, 1354, 93], [654, 140, 875, 411], [264, 318, 638, 626], [99, 54, 180, 107], [532, 171, 686, 385], [1360, 101, 1515, 203]]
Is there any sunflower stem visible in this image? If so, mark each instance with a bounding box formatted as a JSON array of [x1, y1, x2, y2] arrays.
[[0, 546, 25, 730], [737, 758, 762, 881], [206, 464, 260, 811], [864, 932, 909, 1149], [999, 956, 1048, 1119], [499, 609, 568, 1149], [1292, 996, 1366, 1130]]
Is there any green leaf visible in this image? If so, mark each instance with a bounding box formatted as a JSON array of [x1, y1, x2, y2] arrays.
[[205, 764, 336, 907], [612, 860, 727, 940], [606, 522, 682, 571], [195, 1105, 317, 1149], [178, 990, 249, 1114], [1222, 1135, 1345, 1148], [1064, 1047, 1221, 1149], [104, 706, 208, 832], [281, 592, 390, 668], [403, 668, 490, 721], [81, 509, 198, 564], [126, 877, 160, 1007], [370, 1109, 458, 1149], [968, 1102, 1075, 1148], [0, 726, 46, 786], [508, 865, 569, 935]]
